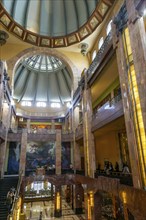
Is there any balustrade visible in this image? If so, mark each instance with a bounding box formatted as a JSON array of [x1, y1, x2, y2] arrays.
[[87, 31, 112, 78], [92, 93, 123, 131]]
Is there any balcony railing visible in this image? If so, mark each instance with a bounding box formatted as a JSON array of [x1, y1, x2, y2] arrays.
[[92, 93, 123, 131], [87, 31, 112, 79], [95, 170, 133, 186]]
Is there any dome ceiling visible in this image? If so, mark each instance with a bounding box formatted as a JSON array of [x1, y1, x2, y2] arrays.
[[13, 55, 72, 104], [0, 0, 115, 47]]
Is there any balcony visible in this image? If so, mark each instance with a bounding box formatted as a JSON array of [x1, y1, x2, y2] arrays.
[[87, 31, 113, 81], [0, 125, 74, 142], [92, 94, 123, 131]]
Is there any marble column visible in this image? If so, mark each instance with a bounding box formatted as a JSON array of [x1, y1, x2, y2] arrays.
[[83, 188, 89, 220], [74, 142, 81, 170], [0, 104, 11, 177], [82, 84, 96, 178], [112, 7, 146, 188], [55, 130, 61, 175], [19, 129, 27, 176], [74, 184, 84, 214], [26, 119, 31, 133], [126, 1, 146, 184], [51, 119, 55, 130], [93, 192, 102, 220], [0, 61, 4, 121], [65, 185, 71, 203], [126, 0, 146, 133], [72, 105, 81, 171]]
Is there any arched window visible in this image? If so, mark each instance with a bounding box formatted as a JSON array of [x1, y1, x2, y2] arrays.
[[98, 37, 104, 50], [106, 20, 112, 35], [92, 50, 97, 61]]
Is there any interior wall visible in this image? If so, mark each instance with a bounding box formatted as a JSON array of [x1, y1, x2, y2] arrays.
[[95, 131, 121, 170]]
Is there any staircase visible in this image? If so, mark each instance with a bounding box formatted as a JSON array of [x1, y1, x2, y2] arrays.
[[0, 177, 18, 220]]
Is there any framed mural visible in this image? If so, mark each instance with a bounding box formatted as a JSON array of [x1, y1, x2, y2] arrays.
[[25, 141, 71, 171], [26, 142, 56, 171], [7, 142, 21, 174]]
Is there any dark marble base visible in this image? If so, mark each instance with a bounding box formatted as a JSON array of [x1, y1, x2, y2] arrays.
[[75, 208, 83, 214], [54, 210, 62, 218]]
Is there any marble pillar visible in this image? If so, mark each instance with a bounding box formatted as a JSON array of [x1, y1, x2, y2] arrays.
[[93, 192, 102, 220], [51, 119, 55, 130], [26, 119, 31, 133], [74, 142, 81, 170], [19, 130, 27, 176], [55, 130, 61, 175], [0, 61, 4, 121], [74, 184, 83, 214], [72, 106, 81, 170], [0, 104, 11, 177], [82, 86, 96, 178], [83, 188, 89, 220], [112, 7, 146, 188]]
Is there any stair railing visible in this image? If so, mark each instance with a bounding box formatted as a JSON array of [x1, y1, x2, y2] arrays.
[[7, 170, 23, 220]]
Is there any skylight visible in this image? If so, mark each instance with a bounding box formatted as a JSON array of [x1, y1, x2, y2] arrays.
[[36, 102, 46, 107], [24, 55, 63, 72]]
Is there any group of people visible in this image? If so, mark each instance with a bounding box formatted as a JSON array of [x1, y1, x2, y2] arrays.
[[6, 187, 16, 213], [97, 161, 130, 174]]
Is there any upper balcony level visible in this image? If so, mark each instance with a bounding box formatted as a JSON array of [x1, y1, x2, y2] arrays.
[[0, 125, 73, 142], [92, 93, 123, 132]]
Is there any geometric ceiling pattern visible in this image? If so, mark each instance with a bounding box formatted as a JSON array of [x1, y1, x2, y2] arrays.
[[13, 55, 72, 104], [0, 0, 115, 47]]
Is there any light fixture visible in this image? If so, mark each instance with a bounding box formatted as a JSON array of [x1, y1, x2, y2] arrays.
[[79, 43, 89, 56], [0, 30, 9, 46]]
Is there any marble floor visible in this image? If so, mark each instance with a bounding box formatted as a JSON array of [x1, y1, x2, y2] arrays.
[[24, 200, 86, 220]]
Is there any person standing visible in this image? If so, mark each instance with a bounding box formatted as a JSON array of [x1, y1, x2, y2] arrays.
[[39, 211, 43, 220]]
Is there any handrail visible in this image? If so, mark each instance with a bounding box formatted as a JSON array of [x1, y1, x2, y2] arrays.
[[7, 170, 23, 219], [87, 31, 112, 78], [93, 92, 122, 117]]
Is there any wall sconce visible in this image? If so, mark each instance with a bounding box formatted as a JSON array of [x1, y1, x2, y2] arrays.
[[79, 43, 89, 56], [0, 30, 9, 46], [56, 192, 61, 210], [89, 191, 94, 207]]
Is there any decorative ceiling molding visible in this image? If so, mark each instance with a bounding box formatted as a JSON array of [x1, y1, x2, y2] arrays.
[[0, 0, 115, 48]]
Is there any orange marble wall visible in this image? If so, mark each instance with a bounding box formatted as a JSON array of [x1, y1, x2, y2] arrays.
[[95, 131, 120, 169]]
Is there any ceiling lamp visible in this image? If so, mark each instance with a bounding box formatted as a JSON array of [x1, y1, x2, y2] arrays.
[[79, 43, 89, 56], [0, 30, 9, 46]]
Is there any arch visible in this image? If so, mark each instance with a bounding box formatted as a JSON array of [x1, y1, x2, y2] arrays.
[[7, 47, 80, 96]]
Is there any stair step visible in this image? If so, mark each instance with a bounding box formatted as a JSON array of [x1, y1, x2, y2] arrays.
[[0, 177, 18, 220]]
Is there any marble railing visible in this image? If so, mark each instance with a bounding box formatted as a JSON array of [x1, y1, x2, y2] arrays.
[[73, 32, 113, 102], [0, 125, 73, 142], [92, 94, 123, 131], [87, 31, 112, 79], [23, 174, 146, 219]]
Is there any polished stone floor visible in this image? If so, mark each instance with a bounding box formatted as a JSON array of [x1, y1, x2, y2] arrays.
[[24, 200, 86, 220]]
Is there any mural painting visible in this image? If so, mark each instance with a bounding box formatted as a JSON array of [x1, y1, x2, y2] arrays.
[[25, 141, 71, 171]]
